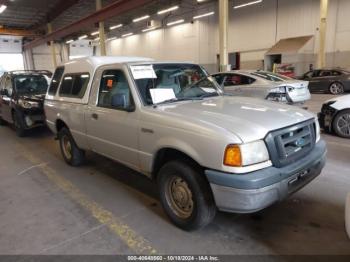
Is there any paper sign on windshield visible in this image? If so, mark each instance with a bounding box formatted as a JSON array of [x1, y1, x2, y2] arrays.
[[130, 65, 157, 80], [150, 89, 176, 104]]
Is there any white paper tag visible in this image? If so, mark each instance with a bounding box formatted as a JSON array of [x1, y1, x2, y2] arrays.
[[130, 65, 157, 80], [150, 89, 176, 104]]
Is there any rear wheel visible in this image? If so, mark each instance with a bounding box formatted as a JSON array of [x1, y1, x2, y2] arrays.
[[12, 111, 26, 137], [157, 160, 216, 231], [333, 110, 350, 138], [329, 82, 344, 95], [58, 127, 85, 166]]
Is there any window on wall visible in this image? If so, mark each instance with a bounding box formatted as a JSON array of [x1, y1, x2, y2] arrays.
[[59, 73, 90, 98], [0, 53, 24, 77]]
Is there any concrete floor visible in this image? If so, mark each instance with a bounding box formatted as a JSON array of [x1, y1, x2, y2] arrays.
[[0, 94, 349, 255]]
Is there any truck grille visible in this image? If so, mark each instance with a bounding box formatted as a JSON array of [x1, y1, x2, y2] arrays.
[[265, 119, 316, 168]]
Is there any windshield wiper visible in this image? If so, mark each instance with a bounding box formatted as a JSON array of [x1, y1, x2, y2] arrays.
[[154, 97, 203, 106]]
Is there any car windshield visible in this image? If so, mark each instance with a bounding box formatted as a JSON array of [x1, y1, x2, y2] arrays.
[[251, 71, 292, 82], [14, 75, 49, 95], [131, 63, 221, 105]]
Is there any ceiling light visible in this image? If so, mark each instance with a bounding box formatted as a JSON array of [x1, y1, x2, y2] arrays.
[[66, 40, 74, 44], [234, 0, 263, 9], [157, 6, 179, 15], [110, 24, 123, 30], [0, 5, 7, 14], [94, 37, 100, 41], [78, 35, 88, 40], [142, 27, 159, 32], [91, 31, 99, 36], [133, 15, 150, 23], [167, 19, 184, 26], [193, 11, 215, 20], [122, 33, 133, 37], [197, 0, 207, 2], [106, 37, 117, 41]]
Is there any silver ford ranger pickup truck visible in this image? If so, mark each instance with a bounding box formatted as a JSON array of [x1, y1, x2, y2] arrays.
[[45, 57, 327, 230]]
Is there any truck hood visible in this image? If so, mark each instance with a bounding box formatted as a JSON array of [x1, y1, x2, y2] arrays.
[[158, 96, 315, 143]]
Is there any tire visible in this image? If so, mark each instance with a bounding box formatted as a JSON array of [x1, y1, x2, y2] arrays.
[[0, 116, 6, 126], [157, 160, 217, 231], [12, 111, 26, 137], [58, 127, 85, 166], [332, 110, 350, 139], [329, 82, 344, 95]]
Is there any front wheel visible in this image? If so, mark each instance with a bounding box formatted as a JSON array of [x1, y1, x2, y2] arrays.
[[157, 160, 216, 231], [0, 116, 6, 126], [12, 111, 26, 137], [333, 110, 350, 138], [58, 127, 85, 166], [329, 82, 344, 95]]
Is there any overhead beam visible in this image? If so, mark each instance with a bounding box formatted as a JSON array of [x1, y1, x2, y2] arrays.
[[0, 28, 41, 37], [24, 0, 154, 50]]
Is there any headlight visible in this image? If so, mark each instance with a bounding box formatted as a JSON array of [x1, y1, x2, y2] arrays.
[[315, 117, 321, 143], [18, 100, 39, 109], [224, 140, 270, 167]]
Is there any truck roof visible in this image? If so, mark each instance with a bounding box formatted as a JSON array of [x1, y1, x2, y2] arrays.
[[59, 56, 154, 75]]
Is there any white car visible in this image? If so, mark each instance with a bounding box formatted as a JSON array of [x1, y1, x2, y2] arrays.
[[319, 95, 350, 138], [213, 70, 311, 105]]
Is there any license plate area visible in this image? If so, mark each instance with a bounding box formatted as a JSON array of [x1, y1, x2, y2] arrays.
[[288, 169, 311, 193]]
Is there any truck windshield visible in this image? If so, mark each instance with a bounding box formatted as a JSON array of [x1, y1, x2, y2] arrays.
[[14, 75, 49, 95], [131, 63, 221, 105]]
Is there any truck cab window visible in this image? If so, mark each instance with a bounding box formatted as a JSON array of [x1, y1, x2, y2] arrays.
[[98, 70, 133, 110]]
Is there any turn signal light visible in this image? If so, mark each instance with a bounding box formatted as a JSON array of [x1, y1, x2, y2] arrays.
[[224, 145, 242, 167]]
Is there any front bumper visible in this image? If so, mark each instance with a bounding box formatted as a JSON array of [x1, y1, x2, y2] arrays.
[[205, 140, 327, 213]]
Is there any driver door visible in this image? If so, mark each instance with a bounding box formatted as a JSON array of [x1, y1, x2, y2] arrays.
[[85, 66, 140, 171]]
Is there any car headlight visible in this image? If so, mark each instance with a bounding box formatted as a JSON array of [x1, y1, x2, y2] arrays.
[[18, 100, 39, 109], [315, 117, 321, 143], [224, 140, 270, 167]]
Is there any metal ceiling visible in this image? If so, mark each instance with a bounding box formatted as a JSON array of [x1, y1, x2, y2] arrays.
[[0, 0, 216, 46]]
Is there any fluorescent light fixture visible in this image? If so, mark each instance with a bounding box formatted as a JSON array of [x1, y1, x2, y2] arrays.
[[167, 19, 184, 26], [0, 5, 7, 13], [91, 31, 99, 36], [94, 37, 100, 41], [142, 27, 159, 32], [193, 11, 215, 20], [110, 24, 123, 30], [157, 5, 179, 15], [122, 33, 133, 37], [78, 35, 88, 40], [234, 0, 263, 9], [66, 40, 74, 44], [106, 37, 117, 41], [133, 15, 150, 23], [197, 0, 207, 2]]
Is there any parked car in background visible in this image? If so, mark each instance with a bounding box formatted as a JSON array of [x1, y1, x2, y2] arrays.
[[0, 70, 52, 136], [300, 69, 350, 95], [213, 70, 311, 106], [319, 94, 350, 138], [45, 57, 326, 230]]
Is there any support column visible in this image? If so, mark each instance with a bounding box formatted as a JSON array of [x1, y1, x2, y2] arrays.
[[96, 0, 106, 56], [47, 23, 57, 68], [219, 0, 229, 72], [317, 0, 328, 68]]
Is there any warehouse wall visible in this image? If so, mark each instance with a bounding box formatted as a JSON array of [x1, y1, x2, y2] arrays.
[[107, 0, 350, 71]]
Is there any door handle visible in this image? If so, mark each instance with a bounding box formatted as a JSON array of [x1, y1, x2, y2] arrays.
[[91, 113, 98, 120]]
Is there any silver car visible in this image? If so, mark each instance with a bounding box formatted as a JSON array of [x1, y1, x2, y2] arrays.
[[213, 70, 311, 105], [45, 57, 326, 230]]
